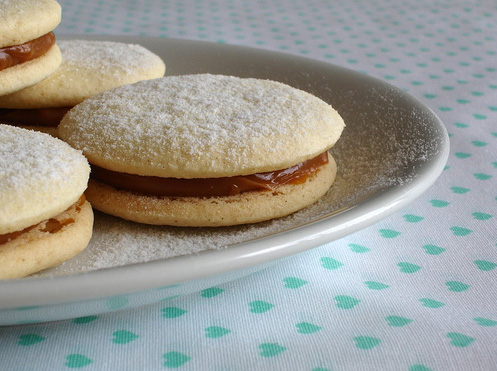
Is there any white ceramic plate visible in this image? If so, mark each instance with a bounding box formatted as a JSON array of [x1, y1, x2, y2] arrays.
[[0, 36, 449, 325]]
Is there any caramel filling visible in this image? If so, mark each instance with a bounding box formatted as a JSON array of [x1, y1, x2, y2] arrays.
[[0, 32, 56, 71], [91, 152, 329, 197], [0, 107, 71, 127], [0, 196, 85, 245]]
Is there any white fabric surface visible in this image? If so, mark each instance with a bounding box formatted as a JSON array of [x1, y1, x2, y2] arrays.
[[1, 1, 496, 370]]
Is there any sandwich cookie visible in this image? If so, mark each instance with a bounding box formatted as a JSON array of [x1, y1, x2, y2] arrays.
[[0, 39, 166, 136], [0, 125, 93, 279], [0, 0, 62, 96], [59, 74, 345, 227]]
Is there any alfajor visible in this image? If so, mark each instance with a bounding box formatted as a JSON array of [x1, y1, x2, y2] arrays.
[[59, 74, 345, 227], [0, 39, 166, 136], [0, 125, 93, 279], [0, 0, 62, 96]]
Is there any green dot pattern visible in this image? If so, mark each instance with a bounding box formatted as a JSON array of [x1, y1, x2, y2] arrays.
[[1, 0, 496, 370]]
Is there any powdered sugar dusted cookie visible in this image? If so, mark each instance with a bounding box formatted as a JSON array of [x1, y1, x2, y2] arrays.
[[0, 39, 166, 136], [0, 125, 93, 279], [60, 74, 345, 226], [0, 0, 62, 96]]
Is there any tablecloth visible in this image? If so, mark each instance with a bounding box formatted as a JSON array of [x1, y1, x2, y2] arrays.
[[1, 0, 496, 370]]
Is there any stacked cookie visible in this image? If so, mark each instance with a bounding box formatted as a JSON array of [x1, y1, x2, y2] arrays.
[[59, 74, 345, 227]]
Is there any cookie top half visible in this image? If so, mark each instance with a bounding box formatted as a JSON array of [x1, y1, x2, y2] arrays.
[[0, 125, 90, 234], [0, 40, 166, 108], [0, 0, 61, 48], [59, 74, 345, 178]]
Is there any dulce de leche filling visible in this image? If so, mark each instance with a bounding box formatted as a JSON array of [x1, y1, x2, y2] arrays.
[[0, 195, 85, 245], [0, 32, 56, 71], [91, 152, 329, 197], [0, 107, 71, 127]]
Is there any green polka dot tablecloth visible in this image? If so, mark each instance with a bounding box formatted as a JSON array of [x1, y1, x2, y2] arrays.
[[1, 0, 496, 370]]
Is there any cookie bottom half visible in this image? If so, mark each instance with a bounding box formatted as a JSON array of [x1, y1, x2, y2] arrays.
[[0, 199, 93, 279], [86, 154, 337, 227]]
